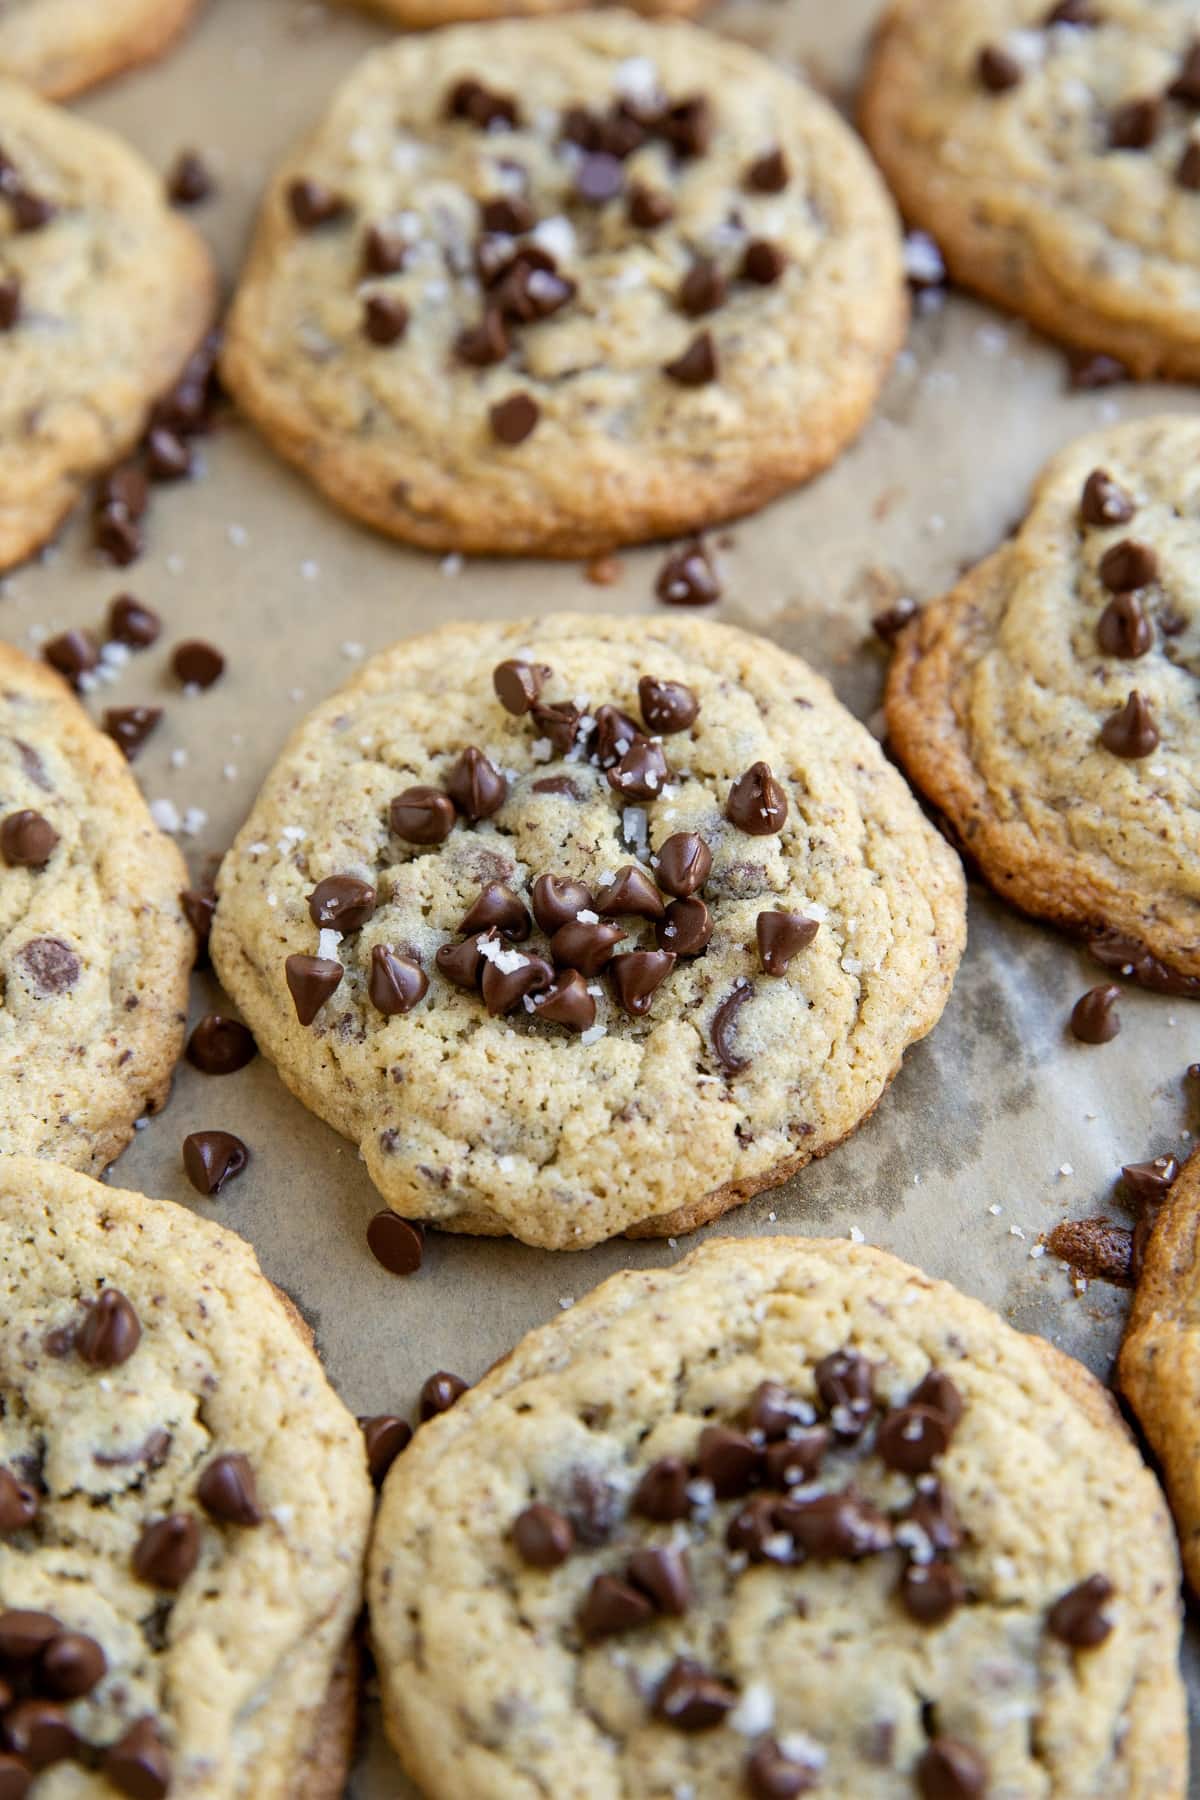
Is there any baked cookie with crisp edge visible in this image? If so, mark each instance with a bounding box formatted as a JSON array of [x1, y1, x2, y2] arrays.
[[220, 15, 907, 557], [0, 0, 202, 100], [0, 642, 193, 1171], [368, 1234, 1187, 1800], [0, 79, 218, 571], [0, 1157, 373, 1798], [211, 613, 965, 1250], [860, 1, 1200, 380], [885, 415, 1200, 988]]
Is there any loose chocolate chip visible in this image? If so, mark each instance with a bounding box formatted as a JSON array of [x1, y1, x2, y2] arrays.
[[369, 946, 428, 1016], [632, 1456, 692, 1521], [1, 810, 57, 868], [364, 293, 410, 346], [532, 874, 593, 933], [167, 149, 212, 206], [815, 1348, 875, 1436], [777, 1489, 893, 1559], [1046, 1217, 1134, 1286], [285, 953, 343, 1025], [909, 1370, 964, 1429], [1122, 1154, 1178, 1205], [654, 1658, 737, 1732], [94, 504, 142, 566], [711, 980, 753, 1074], [628, 1545, 691, 1615], [746, 1739, 819, 1798], [590, 703, 642, 768], [609, 949, 675, 1016], [287, 177, 347, 228], [596, 865, 665, 920], [1100, 690, 1159, 757], [1178, 142, 1200, 189], [745, 147, 789, 193], [390, 787, 457, 844], [873, 596, 921, 644], [40, 1631, 106, 1699], [1068, 350, 1128, 390], [133, 1514, 200, 1589], [765, 1426, 830, 1489], [533, 970, 597, 1031], [727, 761, 787, 834], [606, 736, 670, 801], [1110, 96, 1161, 149], [360, 1415, 412, 1483], [181, 887, 216, 962], [367, 1211, 425, 1276], [419, 1371, 468, 1420], [550, 920, 625, 974], [145, 425, 192, 482], [107, 593, 161, 648], [901, 1560, 966, 1626], [104, 706, 163, 761], [97, 460, 150, 518], [679, 257, 727, 318], [575, 151, 624, 203], [741, 239, 787, 285], [481, 948, 554, 1015], [657, 895, 712, 957], [696, 1424, 763, 1498], [18, 936, 80, 995], [457, 309, 511, 367], [198, 1453, 263, 1526], [490, 393, 540, 445], [978, 45, 1022, 91], [0, 276, 20, 331], [0, 1468, 37, 1534], [579, 1573, 655, 1640], [1070, 983, 1121, 1044], [182, 1130, 248, 1196], [1080, 469, 1134, 528], [1099, 539, 1157, 592], [308, 875, 376, 932], [664, 330, 717, 386], [460, 883, 530, 941], [655, 540, 721, 606], [1048, 1575, 1115, 1649], [77, 1289, 140, 1367], [446, 78, 519, 130], [916, 1739, 988, 1800], [493, 658, 548, 715], [363, 223, 407, 275], [103, 1718, 171, 1800], [173, 639, 224, 689], [435, 936, 484, 990], [43, 628, 98, 686], [638, 676, 698, 735], [1096, 591, 1152, 658], [445, 747, 507, 820], [756, 910, 819, 976], [4, 1700, 79, 1768], [186, 1014, 256, 1075], [876, 1403, 952, 1474], [628, 183, 674, 228], [655, 832, 711, 898], [513, 1503, 575, 1568]]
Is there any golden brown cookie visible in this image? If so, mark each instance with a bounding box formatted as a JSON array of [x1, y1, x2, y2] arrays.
[[0, 0, 201, 100]]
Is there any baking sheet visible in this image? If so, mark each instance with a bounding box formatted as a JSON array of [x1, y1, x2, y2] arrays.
[[7, 0, 1199, 1788]]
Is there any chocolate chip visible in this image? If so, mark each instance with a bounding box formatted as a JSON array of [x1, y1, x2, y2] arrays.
[[596, 865, 665, 920], [446, 78, 519, 130], [654, 1658, 737, 1731], [909, 1370, 964, 1429], [1122, 1154, 1178, 1205], [360, 1414, 412, 1483], [77, 1289, 140, 1367], [741, 239, 787, 285], [369, 946, 428, 1017], [197, 1453, 263, 1526], [132, 1514, 200, 1589], [1070, 983, 1121, 1043], [364, 293, 410, 345], [628, 183, 674, 228], [655, 540, 721, 606], [419, 1371, 468, 1420], [1099, 690, 1159, 757], [390, 787, 457, 844], [1045, 0, 1098, 21], [1047, 1573, 1115, 1648], [657, 896, 712, 957], [287, 177, 347, 228], [480, 196, 534, 235], [659, 95, 712, 158], [1177, 141, 1200, 189], [1, 810, 57, 869], [181, 887, 216, 962], [435, 937, 484, 990], [43, 628, 98, 686], [108, 594, 162, 647], [916, 1738, 988, 1800], [900, 1559, 966, 1627], [494, 659, 548, 715], [765, 1426, 830, 1489], [609, 949, 675, 1016], [1110, 95, 1161, 149], [1169, 41, 1200, 102], [284, 953, 343, 1025], [1088, 930, 1200, 996], [182, 1130, 249, 1196], [0, 1611, 59, 1662], [1046, 1217, 1134, 1286], [308, 875, 376, 932], [531, 873, 592, 933], [628, 1545, 691, 1615], [167, 149, 212, 206], [367, 1211, 425, 1275], [17, 936, 80, 995], [745, 147, 789, 192], [815, 1348, 875, 1437], [4, 1700, 79, 1768], [550, 920, 625, 974], [876, 1403, 952, 1474], [632, 1456, 692, 1521], [445, 747, 507, 820], [727, 761, 787, 834], [590, 703, 642, 768], [103, 706, 163, 762], [457, 309, 511, 367], [1096, 591, 1152, 658], [696, 1424, 763, 1498], [654, 833, 711, 899], [513, 1503, 575, 1568], [711, 980, 753, 1074], [744, 1379, 800, 1440], [777, 1489, 892, 1558], [679, 257, 727, 318], [533, 970, 597, 1030], [873, 595, 921, 644], [172, 639, 224, 689], [575, 151, 624, 203], [1098, 539, 1157, 592], [145, 425, 192, 482], [94, 504, 142, 565], [186, 1014, 256, 1075], [746, 1739, 820, 1798], [103, 1718, 171, 1800], [480, 946, 553, 1015], [9, 188, 55, 232], [0, 276, 20, 331], [1080, 468, 1134, 527], [490, 393, 539, 445], [664, 330, 717, 386], [606, 736, 670, 801], [638, 677, 698, 736], [363, 223, 407, 275], [756, 910, 819, 975], [978, 45, 1022, 90], [1068, 350, 1128, 390], [726, 1493, 787, 1561], [39, 1631, 106, 1699], [0, 1468, 37, 1534], [460, 883, 530, 941], [579, 1573, 655, 1640], [530, 701, 582, 756]]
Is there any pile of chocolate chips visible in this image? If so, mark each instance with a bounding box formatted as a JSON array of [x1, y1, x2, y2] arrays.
[[508, 1350, 1115, 1799]]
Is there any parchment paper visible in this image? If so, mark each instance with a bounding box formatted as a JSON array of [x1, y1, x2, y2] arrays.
[[8, 0, 1198, 1788]]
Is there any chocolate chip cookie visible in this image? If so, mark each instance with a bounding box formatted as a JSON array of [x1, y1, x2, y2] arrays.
[[886, 415, 1200, 989], [211, 615, 965, 1250], [861, 0, 1200, 378], [344, 0, 701, 28], [0, 1156, 373, 1798], [0, 79, 217, 571], [367, 1233, 1186, 1799], [0, 644, 193, 1171], [219, 16, 906, 556], [0, 0, 201, 99]]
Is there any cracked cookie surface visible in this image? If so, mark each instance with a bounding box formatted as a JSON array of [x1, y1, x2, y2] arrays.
[[0, 644, 193, 1172], [0, 79, 217, 571], [220, 15, 906, 556], [861, 0, 1200, 377], [0, 1157, 373, 1799], [367, 1234, 1186, 1799], [886, 415, 1200, 986], [211, 615, 965, 1250], [0, 0, 201, 99]]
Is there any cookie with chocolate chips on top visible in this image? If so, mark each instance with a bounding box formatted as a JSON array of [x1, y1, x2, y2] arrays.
[[862, 0, 1200, 377], [0, 0, 202, 100], [886, 415, 1200, 987], [220, 15, 906, 556], [368, 1234, 1186, 1799], [212, 614, 964, 1250], [0, 79, 217, 571], [0, 643, 193, 1172]]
